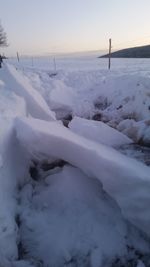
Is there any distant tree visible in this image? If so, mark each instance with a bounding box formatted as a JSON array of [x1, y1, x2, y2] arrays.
[[0, 21, 7, 47]]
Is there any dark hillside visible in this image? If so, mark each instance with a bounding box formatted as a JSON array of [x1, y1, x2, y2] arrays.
[[100, 45, 150, 58]]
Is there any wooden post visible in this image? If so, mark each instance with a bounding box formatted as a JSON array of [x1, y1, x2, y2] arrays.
[[108, 38, 112, 69], [53, 57, 56, 73], [17, 52, 20, 62]]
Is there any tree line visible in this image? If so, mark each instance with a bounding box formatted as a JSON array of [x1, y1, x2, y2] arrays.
[[0, 20, 7, 47]]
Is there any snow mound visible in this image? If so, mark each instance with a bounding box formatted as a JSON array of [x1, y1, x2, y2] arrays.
[[15, 117, 150, 236], [0, 64, 56, 121], [69, 116, 132, 147], [19, 165, 129, 267]]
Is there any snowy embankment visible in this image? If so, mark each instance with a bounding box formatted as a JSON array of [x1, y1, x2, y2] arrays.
[[0, 62, 150, 267]]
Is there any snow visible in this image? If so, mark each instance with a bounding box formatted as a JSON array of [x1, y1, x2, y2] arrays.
[[118, 119, 150, 145], [0, 66, 34, 266], [69, 116, 132, 147], [19, 165, 129, 267], [0, 128, 30, 266], [15, 117, 150, 237], [49, 80, 77, 119], [0, 79, 5, 86], [0, 57, 150, 266], [0, 64, 56, 121], [0, 86, 26, 147], [12, 261, 35, 267], [137, 260, 146, 267], [17, 59, 150, 142]]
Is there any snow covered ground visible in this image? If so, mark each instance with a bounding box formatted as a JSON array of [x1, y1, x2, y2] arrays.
[[0, 56, 150, 266]]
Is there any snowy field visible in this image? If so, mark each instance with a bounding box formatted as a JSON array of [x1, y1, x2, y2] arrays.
[[7, 53, 150, 73], [0, 55, 150, 267]]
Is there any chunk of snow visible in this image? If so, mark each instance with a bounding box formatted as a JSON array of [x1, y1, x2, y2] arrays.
[[0, 64, 55, 121], [69, 116, 132, 147], [15, 117, 150, 236]]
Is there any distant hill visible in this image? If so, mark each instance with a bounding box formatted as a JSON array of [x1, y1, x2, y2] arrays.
[[100, 45, 150, 58]]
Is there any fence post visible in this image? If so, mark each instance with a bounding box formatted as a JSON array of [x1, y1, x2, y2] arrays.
[[108, 38, 112, 69], [17, 52, 20, 62]]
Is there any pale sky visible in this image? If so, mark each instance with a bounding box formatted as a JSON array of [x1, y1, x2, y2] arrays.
[[0, 0, 150, 56]]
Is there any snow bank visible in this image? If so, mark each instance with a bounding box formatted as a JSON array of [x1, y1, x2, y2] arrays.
[[69, 116, 132, 147], [0, 64, 55, 121], [15, 117, 150, 236]]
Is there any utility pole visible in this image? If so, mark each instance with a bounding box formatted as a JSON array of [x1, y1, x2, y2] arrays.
[[108, 38, 112, 70]]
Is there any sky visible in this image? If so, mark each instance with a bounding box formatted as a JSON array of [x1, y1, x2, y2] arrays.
[[0, 0, 150, 56]]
